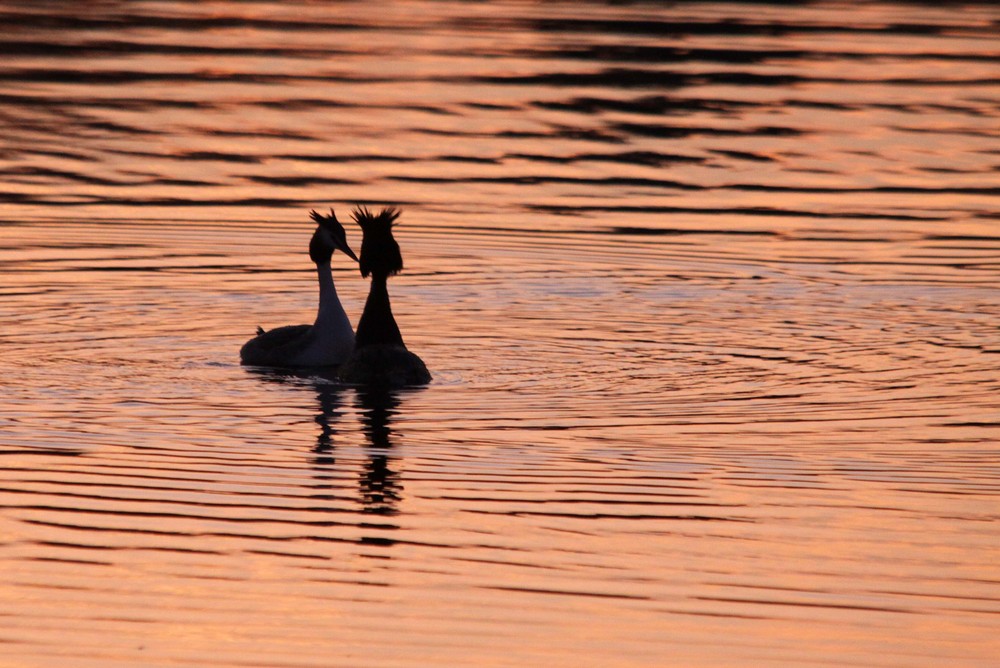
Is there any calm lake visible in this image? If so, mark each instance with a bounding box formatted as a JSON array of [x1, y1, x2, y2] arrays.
[[1, 1, 998, 666]]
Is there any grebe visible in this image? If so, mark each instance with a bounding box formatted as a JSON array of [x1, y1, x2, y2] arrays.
[[338, 206, 431, 386], [240, 209, 359, 368]]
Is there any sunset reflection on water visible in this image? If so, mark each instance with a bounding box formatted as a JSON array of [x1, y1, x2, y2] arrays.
[[1, 1, 998, 666]]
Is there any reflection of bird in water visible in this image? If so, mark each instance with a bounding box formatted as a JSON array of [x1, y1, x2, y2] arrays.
[[311, 372, 343, 465], [305, 372, 344, 503], [244, 368, 404, 516], [338, 206, 431, 387], [355, 387, 404, 515], [240, 209, 359, 368]]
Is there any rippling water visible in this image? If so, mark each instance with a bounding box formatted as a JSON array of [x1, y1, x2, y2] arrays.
[[1, 1, 999, 666]]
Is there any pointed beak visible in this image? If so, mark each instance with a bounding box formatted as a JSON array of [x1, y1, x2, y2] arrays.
[[336, 236, 359, 263]]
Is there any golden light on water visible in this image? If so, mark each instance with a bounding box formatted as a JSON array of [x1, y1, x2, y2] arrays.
[[1, 1, 999, 666]]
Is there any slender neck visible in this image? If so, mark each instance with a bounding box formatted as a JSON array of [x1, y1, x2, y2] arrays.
[[314, 261, 343, 326], [354, 273, 404, 349]]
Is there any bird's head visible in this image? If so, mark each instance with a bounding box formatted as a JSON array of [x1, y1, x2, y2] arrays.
[[308, 208, 359, 265], [352, 205, 403, 278]]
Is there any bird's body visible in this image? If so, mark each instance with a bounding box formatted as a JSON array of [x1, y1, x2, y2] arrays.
[[337, 343, 430, 387], [239, 270, 353, 366], [240, 210, 358, 368], [338, 206, 431, 387]]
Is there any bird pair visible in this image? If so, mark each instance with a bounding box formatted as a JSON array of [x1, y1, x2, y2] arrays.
[[240, 206, 431, 386]]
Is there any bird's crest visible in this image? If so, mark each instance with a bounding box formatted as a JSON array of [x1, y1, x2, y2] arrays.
[[306, 207, 359, 264], [352, 205, 400, 231], [309, 208, 340, 229], [352, 205, 403, 278]]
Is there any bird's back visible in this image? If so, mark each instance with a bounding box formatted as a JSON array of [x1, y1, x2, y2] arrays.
[[239, 325, 312, 366]]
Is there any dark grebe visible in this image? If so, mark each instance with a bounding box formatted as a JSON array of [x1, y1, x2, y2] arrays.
[[338, 206, 431, 386]]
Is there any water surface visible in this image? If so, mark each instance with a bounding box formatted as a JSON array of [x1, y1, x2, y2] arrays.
[[1, 1, 999, 666]]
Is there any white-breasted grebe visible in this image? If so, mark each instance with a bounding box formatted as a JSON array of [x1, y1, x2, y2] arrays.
[[240, 209, 359, 368], [338, 206, 431, 386]]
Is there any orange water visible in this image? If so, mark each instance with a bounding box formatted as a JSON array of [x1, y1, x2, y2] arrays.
[[1, 2, 998, 666]]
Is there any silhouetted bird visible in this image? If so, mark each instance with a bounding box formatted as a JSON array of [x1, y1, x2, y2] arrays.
[[240, 209, 358, 367], [338, 206, 431, 386]]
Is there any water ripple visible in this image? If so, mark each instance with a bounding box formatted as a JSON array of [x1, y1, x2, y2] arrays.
[[0, 1, 998, 667]]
